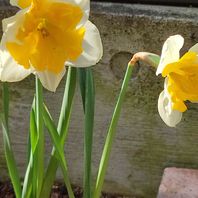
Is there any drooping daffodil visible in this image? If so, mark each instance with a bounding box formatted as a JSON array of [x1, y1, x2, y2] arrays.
[[0, 0, 103, 91], [156, 35, 198, 127]]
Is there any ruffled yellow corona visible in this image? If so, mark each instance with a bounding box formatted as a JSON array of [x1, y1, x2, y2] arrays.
[[156, 35, 198, 127], [18, 0, 32, 8], [162, 51, 198, 112], [0, 0, 102, 91], [6, 0, 85, 74]]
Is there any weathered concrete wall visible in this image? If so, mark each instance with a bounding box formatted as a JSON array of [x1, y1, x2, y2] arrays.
[[0, 1, 198, 197]]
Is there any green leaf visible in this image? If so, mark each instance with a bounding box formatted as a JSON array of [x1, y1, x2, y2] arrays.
[[1, 83, 22, 198], [43, 105, 75, 198], [43, 105, 64, 160], [40, 67, 76, 198], [22, 105, 38, 198], [22, 153, 33, 198], [30, 100, 38, 154], [58, 67, 77, 145]]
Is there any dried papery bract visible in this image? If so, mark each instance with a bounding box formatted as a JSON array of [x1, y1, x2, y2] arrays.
[[129, 52, 160, 68]]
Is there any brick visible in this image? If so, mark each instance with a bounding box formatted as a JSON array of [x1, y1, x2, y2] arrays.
[[157, 167, 198, 198]]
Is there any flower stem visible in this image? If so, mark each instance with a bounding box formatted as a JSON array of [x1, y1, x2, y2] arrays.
[[78, 68, 95, 198], [93, 63, 133, 198], [22, 98, 40, 198], [34, 77, 44, 198]]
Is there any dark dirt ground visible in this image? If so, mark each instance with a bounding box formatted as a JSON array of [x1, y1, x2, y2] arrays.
[[0, 181, 131, 198]]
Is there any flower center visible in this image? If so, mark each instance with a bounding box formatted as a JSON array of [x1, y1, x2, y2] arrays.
[[6, 0, 85, 73], [162, 52, 198, 112], [37, 19, 50, 38]]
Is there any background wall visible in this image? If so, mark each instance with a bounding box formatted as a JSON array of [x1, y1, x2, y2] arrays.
[[0, 1, 198, 197]]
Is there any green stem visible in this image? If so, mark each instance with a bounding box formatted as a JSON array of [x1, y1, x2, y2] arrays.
[[35, 77, 44, 198], [1, 83, 22, 198], [78, 68, 86, 110], [81, 68, 95, 198], [2, 83, 9, 126], [40, 67, 76, 198], [93, 64, 133, 198]]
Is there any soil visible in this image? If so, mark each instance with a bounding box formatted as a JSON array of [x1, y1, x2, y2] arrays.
[[0, 181, 131, 198]]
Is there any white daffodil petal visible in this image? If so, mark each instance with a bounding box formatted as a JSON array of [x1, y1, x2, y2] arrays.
[[158, 89, 182, 127], [10, 0, 19, 7], [0, 9, 31, 82], [0, 58, 31, 82], [1, 9, 26, 41], [2, 15, 18, 33], [2, 8, 27, 33], [156, 35, 184, 75], [66, 20, 103, 67], [189, 43, 198, 53], [76, 0, 90, 27], [36, 69, 66, 92]]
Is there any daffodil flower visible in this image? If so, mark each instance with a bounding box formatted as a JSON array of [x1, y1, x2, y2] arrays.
[[0, 0, 103, 91], [156, 35, 198, 127]]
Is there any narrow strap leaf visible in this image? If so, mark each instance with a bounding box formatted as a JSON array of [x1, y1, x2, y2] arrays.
[[43, 105, 75, 198], [58, 67, 77, 145], [22, 153, 33, 198], [22, 104, 38, 198], [1, 83, 22, 198], [40, 67, 76, 198]]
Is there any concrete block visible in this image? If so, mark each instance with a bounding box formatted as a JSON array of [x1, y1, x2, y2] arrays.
[[1, 1, 198, 197]]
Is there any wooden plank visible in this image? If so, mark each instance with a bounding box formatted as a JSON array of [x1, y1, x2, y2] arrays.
[[0, 2, 198, 197]]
